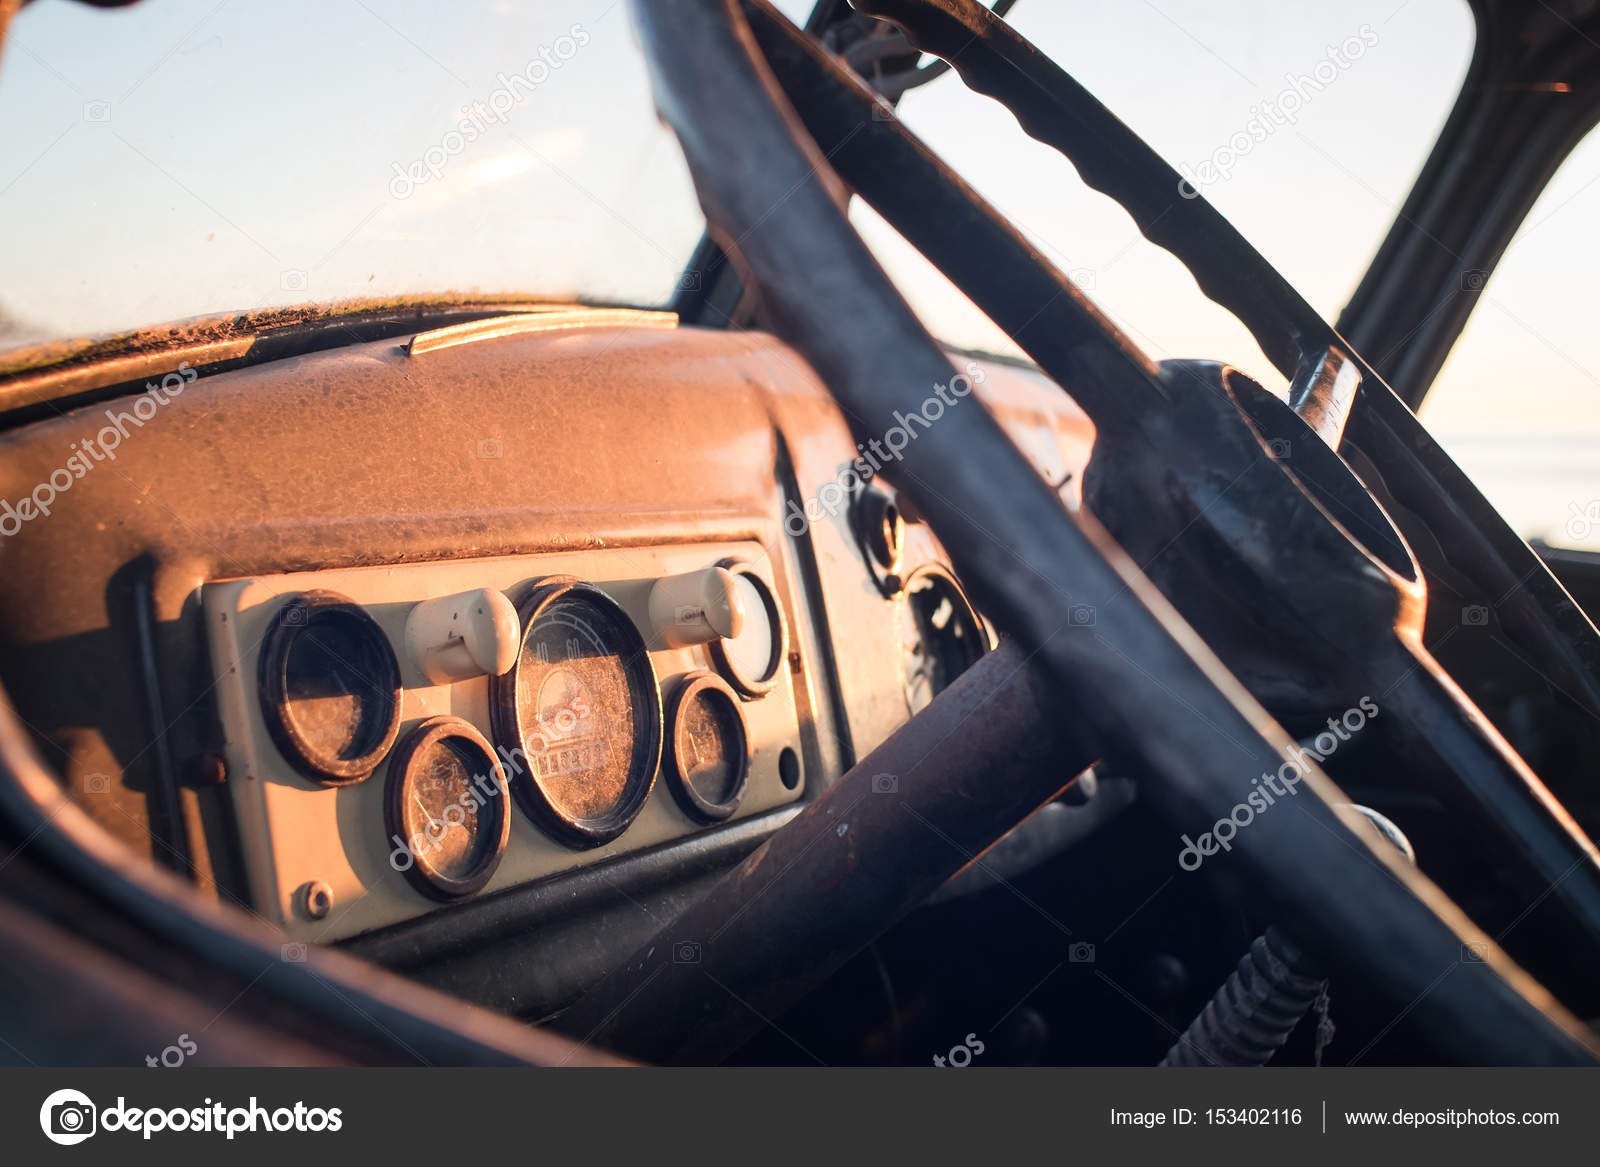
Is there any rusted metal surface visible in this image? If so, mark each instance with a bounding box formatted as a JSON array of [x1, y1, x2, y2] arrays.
[[0, 295, 583, 419]]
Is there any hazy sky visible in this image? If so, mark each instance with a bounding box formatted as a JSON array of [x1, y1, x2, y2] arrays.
[[0, 0, 1594, 543]]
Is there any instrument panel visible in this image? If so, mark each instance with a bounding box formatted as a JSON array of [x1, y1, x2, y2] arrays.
[[202, 540, 808, 941], [0, 319, 1094, 989]]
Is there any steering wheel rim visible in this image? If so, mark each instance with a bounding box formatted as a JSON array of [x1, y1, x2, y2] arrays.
[[624, 0, 1600, 1062]]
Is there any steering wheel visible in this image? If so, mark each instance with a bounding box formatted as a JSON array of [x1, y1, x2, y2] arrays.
[[563, 0, 1600, 1063]]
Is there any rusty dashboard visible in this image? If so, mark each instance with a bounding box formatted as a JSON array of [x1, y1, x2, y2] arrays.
[[0, 314, 1092, 1009]]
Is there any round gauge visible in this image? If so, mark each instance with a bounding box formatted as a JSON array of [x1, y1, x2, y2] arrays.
[[707, 559, 786, 698], [385, 716, 510, 900], [664, 671, 750, 823], [898, 564, 990, 714], [258, 590, 402, 785], [490, 578, 662, 848]]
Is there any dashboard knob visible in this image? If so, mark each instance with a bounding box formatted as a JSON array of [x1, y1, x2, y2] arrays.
[[649, 567, 745, 647], [405, 588, 520, 683]]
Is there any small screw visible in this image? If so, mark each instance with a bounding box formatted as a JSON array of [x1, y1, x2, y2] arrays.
[[297, 880, 334, 921]]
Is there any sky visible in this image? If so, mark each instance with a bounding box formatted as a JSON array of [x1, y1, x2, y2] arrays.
[[0, 0, 1595, 545]]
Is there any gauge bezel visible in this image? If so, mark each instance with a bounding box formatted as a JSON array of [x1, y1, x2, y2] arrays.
[[384, 715, 511, 901], [663, 670, 751, 823], [898, 563, 991, 710], [706, 558, 787, 699], [489, 577, 663, 848], [257, 590, 403, 786]]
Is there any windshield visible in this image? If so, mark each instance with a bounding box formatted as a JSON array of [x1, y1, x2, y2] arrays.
[[0, 0, 731, 353], [0, 0, 1468, 377]]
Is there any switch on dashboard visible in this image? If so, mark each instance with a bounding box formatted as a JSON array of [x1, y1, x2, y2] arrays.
[[648, 566, 745, 648], [405, 587, 521, 683]]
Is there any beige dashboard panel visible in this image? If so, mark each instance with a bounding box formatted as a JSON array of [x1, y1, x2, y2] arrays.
[[202, 540, 804, 942]]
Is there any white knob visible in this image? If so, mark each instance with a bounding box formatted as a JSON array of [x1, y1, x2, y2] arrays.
[[649, 567, 745, 648], [405, 588, 520, 683]]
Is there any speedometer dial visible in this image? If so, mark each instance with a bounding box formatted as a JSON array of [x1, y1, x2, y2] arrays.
[[490, 578, 662, 848]]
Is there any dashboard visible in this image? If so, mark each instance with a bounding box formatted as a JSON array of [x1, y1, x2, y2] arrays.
[[206, 542, 808, 940], [0, 313, 1094, 1008]]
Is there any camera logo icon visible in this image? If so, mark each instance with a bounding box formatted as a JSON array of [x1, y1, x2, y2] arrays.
[[1461, 268, 1488, 292], [82, 773, 111, 795], [281, 941, 308, 963], [82, 100, 111, 123], [1267, 437, 1292, 460], [871, 772, 898, 794], [1462, 604, 1490, 627], [280, 269, 308, 292], [475, 437, 504, 460], [676, 269, 702, 292], [40, 1088, 97, 1145], [672, 940, 702, 964], [1461, 941, 1488, 963], [1068, 604, 1096, 628], [1068, 941, 1096, 963]]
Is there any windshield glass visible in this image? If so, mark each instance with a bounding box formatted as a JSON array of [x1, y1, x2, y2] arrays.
[[855, 0, 1473, 398], [0, 0, 732, 352], [0, 0, 1466, 372]]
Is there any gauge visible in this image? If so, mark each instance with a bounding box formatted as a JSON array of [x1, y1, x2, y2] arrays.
[[490, 578, 662, 848], [707, 559, 786, 698], [898, 564, 990, 714], [258, 590, 402, 785], [385, 716, 510, 900], [663, 670, 750, 823]]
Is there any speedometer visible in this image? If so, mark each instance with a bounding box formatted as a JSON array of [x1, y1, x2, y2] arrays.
[[490, 578, 662, 848], [385, 715, 510, 900]]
